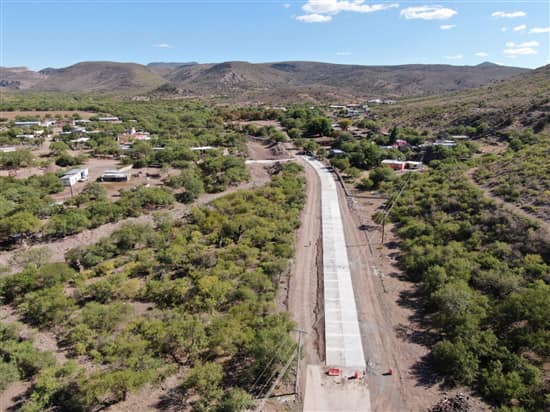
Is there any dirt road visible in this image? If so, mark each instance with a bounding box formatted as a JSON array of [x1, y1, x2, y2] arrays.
[[287, 158, 323, 387], [0, 164, 270, 275], [291, 157, 452, 411]]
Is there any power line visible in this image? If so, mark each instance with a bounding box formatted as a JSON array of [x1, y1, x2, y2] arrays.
[[249, 338, 293, 395]]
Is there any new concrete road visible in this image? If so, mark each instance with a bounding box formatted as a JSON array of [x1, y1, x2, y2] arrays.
[[304, 157, 366, 368], [302, 157, 370, 412]]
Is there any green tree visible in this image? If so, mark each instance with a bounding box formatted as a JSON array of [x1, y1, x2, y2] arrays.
[[45, 209, 90, 237], [305, 117, 332, 137], [432, 339, 478, 385], [49, 141, 70, 156], [0, 211, 41, 238], [182, 362, 224, 411], [337, 119, 352, 130], [218, 388, 255, 412]]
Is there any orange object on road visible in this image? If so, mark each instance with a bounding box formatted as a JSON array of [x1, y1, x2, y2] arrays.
[[328, 368, 341, 376], [388, 368, 393, 375]]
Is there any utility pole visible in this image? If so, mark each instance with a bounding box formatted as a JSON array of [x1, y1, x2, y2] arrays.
[[381, 215, 386, 245], [256, 348, 297, 412], [294, 329, 307, 395]]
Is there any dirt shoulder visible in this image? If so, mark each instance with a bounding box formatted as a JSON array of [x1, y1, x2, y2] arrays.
[[340, 176, 490, 411], [286, 158, 323, 391]]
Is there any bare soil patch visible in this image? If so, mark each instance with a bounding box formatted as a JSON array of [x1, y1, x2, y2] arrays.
[[0, 304, 68, 364]]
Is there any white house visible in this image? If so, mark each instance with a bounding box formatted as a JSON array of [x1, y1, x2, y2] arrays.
[[60, 168, 89, 186], [98, 116, 120, 122], [14, 121, 41, 127], [433, 140, 457, 147], [70, 137, 91, 144]]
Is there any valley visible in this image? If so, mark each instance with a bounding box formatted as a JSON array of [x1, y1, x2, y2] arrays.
[[0, 61, 548, 412]]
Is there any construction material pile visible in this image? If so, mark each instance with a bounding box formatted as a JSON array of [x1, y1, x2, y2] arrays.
[[428, 393, 470, 412]]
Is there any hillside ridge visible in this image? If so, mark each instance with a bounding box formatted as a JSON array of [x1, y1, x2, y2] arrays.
[[0, 60, 532, 101]]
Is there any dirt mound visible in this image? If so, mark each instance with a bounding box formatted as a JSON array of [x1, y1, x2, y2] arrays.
[[429, 393, 471, 412]]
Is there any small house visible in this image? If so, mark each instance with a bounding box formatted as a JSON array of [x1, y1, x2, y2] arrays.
[[433, 140, 457, 148], [60, 169, 88, 186], [60, 168, 89, 186], [117, 128, 151, 143], [60, 174, 80, 187], [98, 116, 120, 122], [190, 146, 216, 151], [101, 170, 130, 182], [14, 121, 41, 127], [73, 119, 91, 125], [70, 137, 91, 144], [381, 159, 406, 171], [329, 149, 346, 157]]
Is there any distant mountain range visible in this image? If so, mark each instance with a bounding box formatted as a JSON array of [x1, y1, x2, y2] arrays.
[[0, 60, 532, 103]]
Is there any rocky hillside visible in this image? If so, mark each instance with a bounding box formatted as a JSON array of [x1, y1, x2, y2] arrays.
[[374, 64, 550, 134], [0, 60, 531, 102], [0, 67, 46, 89], [160, 60, 529, 102]]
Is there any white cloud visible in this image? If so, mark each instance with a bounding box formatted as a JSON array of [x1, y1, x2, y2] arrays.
[[401, 5, 457, 20], [440, 24, 456, 30], [336, 51, 352, 56], [491, 11, 526, 18], [444, 54, 463, 60], [506, 41, 539, 48], [504, 47, 537, 55], [475, 52, 489, 57], [504, 40, 539, 56], [501, 26, 509, 32], [296, 13, 332, 22], [529, 27, 550, 34], [153, 43, 172, 48], [296, 1, 398, 23], [302, 0, 399, 15], [283, 3, 291, 8], [513, 24, 526, 31]]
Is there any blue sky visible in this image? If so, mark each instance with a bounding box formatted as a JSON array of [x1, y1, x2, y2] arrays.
[[1, 0, 549, 70]]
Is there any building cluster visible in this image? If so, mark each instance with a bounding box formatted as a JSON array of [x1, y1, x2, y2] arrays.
[[117, 128, 151, 145]]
